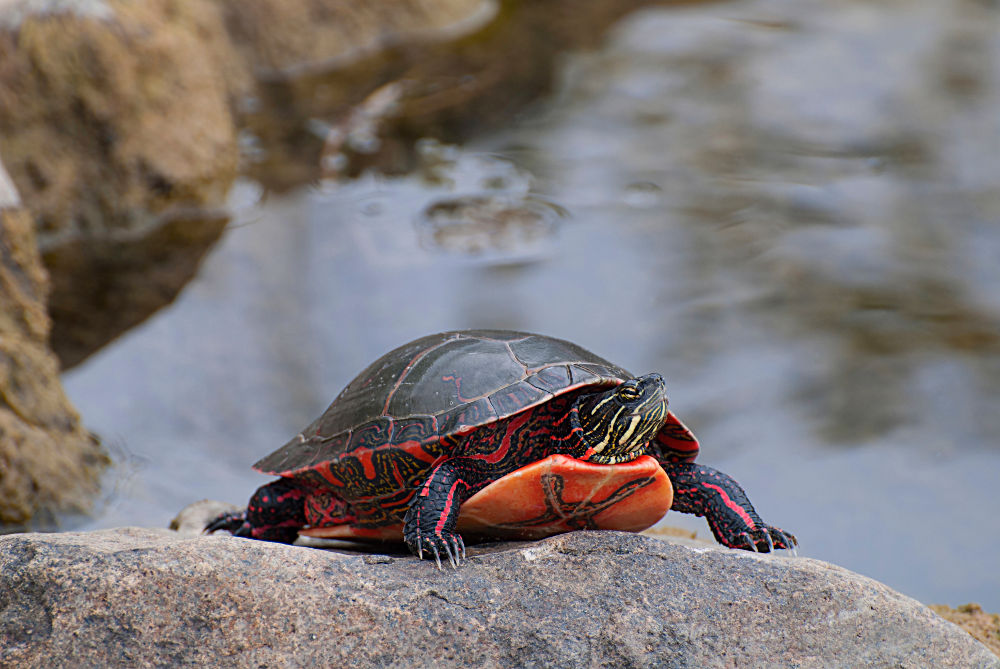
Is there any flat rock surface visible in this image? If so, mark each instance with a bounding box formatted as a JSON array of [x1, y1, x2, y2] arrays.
[[1, 528, 995, 668]]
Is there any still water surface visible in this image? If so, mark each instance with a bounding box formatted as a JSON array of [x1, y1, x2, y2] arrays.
[[66, 1, 1000, 609]]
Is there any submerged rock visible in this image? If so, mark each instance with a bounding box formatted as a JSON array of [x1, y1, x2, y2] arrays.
[[1, 527, 995, 667]]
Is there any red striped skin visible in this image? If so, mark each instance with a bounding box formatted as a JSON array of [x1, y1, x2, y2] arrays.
[[298, 392, 602, 535], [208, 389, 795, 556]]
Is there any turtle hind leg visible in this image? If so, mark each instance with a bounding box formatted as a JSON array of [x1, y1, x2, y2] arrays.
[[662, 461, 797, 553], [205, 509, 249, 535], [204, 479, 307, 544]]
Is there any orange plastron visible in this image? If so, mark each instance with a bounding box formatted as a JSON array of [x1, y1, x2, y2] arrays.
[[456, 454, 672, 540], [300, 454, 672, 543]]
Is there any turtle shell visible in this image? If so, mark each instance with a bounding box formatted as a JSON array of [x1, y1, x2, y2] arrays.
[[255, 330, 632, 477]]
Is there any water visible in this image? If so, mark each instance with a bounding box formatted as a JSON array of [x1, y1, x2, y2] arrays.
[[65, 0, 1000, 609]]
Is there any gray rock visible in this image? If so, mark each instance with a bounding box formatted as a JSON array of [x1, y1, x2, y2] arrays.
[[1, 527, 996, 668], [168, 499, 241, 535]]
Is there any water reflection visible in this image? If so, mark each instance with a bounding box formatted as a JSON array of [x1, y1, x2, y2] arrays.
[[65, 0, 1000, 610]]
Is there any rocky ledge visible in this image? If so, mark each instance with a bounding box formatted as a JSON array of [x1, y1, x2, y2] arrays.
[[1, 528, 996, 668]]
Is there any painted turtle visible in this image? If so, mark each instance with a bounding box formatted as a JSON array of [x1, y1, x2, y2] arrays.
[[207, 330, 796, 566]]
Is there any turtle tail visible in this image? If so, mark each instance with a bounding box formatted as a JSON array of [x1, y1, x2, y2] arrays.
[[206, 479, 307, 544]]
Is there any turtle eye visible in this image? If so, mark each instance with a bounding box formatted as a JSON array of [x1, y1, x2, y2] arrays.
[[617, 385, 641, 402]]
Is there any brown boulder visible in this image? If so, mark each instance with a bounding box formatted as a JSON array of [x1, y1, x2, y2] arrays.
[[0, 0, 238, 368], [0, 160, 108, 526]]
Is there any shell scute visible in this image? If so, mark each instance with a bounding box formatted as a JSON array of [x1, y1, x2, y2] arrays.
[[388, 415, 439, 446], [385, 336, 523, 416], [525, 365, 573, 393], [488, 380, 553, 418], [509, 335, 596, 370], [437, 396, 499, 437]]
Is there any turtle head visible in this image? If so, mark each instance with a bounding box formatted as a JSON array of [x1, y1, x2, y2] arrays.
[[572, 373, 669, 464]]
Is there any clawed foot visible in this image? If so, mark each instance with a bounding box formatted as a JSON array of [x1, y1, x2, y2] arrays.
[[402, 466, 469, 569], [726, 525, 797, 554], [403, 506, 466, 569], [406, 529, 467, 569], [205, 510, 250, 537]]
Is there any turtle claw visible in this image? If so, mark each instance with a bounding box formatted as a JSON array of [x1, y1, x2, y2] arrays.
[[755, 526, 798, 553], [403, 500, 466, 567], [406, 530, 466, 569], [413, 536, 444, 569], [762, 530, 775, 553], [771, 527, 798, 553], [730, 531, 758, 552], [443, 538, 460, 570], [728, 525, 799, 554]]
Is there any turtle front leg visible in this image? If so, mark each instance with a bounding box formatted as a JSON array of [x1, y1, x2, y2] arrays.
[[404, 459, 484, 568], [205, 479, 307, 544], [660, 461, 797, 553]]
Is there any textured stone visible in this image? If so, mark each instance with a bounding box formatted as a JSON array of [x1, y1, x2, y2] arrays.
[[1, 527, 996, 667], [0, 161, 108, 526]]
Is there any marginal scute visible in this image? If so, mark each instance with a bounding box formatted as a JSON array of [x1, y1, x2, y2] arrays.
[[574, 362, 631, 381], [388, 415, 439, 446], [310, 433, 351, 468], [345, 417, 393, 452], [437, 396, 498, 436], [526, 365, 572, 393], [488, 381, 551, 418], [654, 412, 701, 462], [568, 364, 599, 386]]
